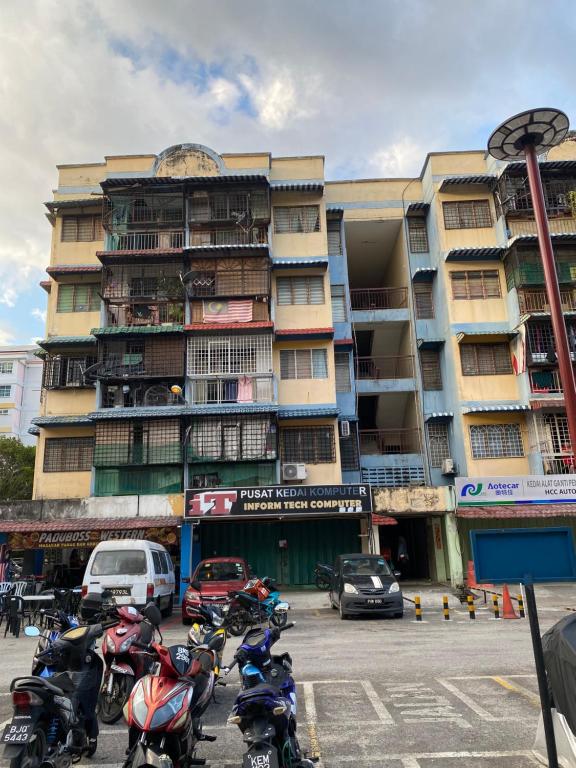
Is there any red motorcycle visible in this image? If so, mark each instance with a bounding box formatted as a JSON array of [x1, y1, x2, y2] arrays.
[[123, 640, 217, 768], [99, 603, 162, 723]]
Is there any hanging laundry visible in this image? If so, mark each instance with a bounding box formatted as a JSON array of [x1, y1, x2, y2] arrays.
[[203, 300, 253, 323], [511, 324, 526, 374], [237, 376, 254, 403]]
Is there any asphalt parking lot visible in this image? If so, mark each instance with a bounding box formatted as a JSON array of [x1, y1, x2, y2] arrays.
[[1, 584, 574, 768]]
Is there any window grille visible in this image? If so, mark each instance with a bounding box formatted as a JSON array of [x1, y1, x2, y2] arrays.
[[414, 283, 434, 319], [57, 284, 100, 313], [460, 344, 512, 375], [0, 386, 11, 398], [420, 350, 442, 390], [186, 257, 270, 297], [427, 422, 450, 467], [361, 465, 425, 487], [187, 335, 272, 376], [327, 219, 342, 255], [61, 215, 104, 242], [280, 349, 328, 379], [443, 200, 492, 229], [276, 276, 325, 305], [0, 362, 13, 374], [339, 423, 359, 471], [273, 206, 320, 234], [451, 270, 501, 299], [99, 338, 184, 379], [44, 437, 94, 472], [189, 190, 269, 222], [0, 409, 8, 415], [527, 323, 556, 358], [335, 352, 351, 392], [42, 356, 96, 389], [188, 416, 277, 462], [407, 218, 429, 252], [189, 377, 273, 405], [470, 424, 524, 459], [331, 285, 347, 322], [280, 426, 336, 464], [94, 419, 182, 466]]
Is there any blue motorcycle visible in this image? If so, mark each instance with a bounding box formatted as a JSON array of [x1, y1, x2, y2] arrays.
[[32, 590, 81, 677], [227, 578, 290, 637], [226, 623, 314, 768]]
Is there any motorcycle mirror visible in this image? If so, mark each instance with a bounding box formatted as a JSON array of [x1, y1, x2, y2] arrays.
[[24, 625, 41, 637], [142, 602, 162, 626], [394, 571, 402, 579]]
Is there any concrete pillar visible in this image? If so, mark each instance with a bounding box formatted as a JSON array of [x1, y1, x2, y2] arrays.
[[444, 512, 464, 587], [430, 516, 447, 583]]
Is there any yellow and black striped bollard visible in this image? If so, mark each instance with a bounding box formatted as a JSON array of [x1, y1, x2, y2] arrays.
[[467, 594, 475, 620], [517, 593, 525, 618], [443, 595, 450, 621], [415, 595, 422, 622], [492, 594, 500, 619]]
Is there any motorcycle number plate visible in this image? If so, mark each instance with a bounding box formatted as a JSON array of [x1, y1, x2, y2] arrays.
[[367, 599, 383, 605], [109, 588, 131, 596], [242, 748, 279, 768], [2, 718, 34, 744]]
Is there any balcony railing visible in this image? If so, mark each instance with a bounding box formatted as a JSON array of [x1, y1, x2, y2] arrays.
[[189, 376, 274, 405], [108, 231, 184, 251], [543, 455, 576, 474], [189, 191, 269, 223], [350, 287, 408, 310], [508, 218, 576, 238], [499, 175, 576, 217], [189, 227, 268, 247], [92, 339, 185, 381], [530, 369, 563, 394], [519, 289, 576, 313], [101, 382, 182, 409], [359, 428, 421, 455], [355, 356, 414, 379], [107, 303, 184, 327]]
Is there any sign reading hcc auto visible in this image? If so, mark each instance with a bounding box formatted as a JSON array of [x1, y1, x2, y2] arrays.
[[184, 484, 372, 519], [456, 475, 576, 506]]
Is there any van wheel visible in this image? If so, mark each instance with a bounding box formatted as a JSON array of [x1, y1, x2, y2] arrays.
[[162, 594, 173, 618]]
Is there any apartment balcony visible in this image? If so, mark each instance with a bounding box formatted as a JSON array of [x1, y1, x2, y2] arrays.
[[359, 428, 421, 455], [188, 226, 268, 249], [103, 192, 184, 232], [530, 368, 564, 395], [355, 356, 415, 393], [187, 413, 277, 463], [505, 248, 576, 289], [498, 172, 576, 218], [188, 375, 275, 405], [106, 302, 184, 327], [542, 454, 576, 474], [102, 264, 184, 301], [184, 256, 270, 300], [107, 231, 184, 252], [42, 355, 97, 389], [359, 428, 424, 487], [188, 190, 269, 224], [93, 337, 185, 381], [508, 218, 576, 239], [350, 287, 409, 324], [518, 288, 576, 314], [100, 381, 183, 409]]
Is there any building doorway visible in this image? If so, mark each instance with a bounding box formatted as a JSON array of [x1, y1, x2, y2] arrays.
[[378, 516, 430, 581]]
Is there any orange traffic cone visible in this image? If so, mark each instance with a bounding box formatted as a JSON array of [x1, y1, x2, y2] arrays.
[[502, 584, 519, 620]]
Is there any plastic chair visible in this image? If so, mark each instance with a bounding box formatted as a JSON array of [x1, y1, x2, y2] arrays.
[[13, 581, 27, 597], [3, 595, 31, 638]]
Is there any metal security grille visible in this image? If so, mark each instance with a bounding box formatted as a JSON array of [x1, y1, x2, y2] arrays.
[[56, 284, 100, 313], [526, 322, 560, 360], [407, 218, 429, 252], [335, 352, 351, 392], [97, 338, 184, 380], [188, 416, 277, 462], [531, 412, 574, 472], [460, 344, 512, 375], [361, 465, 425, 487], [443, 200, 492, 229], [187, 335, 272, 376], [339, 423, 359, 471], [498, 173, 576, 216], [44, 437, 94, 472], [331, 285, 347, 322], [414, 283, 434, 319], [273, 206, 320, 234], [185, 258, 270, 297], [188, 190, 269, 222], [189, 227, 267, 247], [469, 424, 523, 459], [61, 216, 104, 242], [427, 422, 450, 467], [420, 349, 442, 390], [327, 219, 342, 255], [276, 276, 325, 305], [94, 419, 182, 466], [451, 270, 501, 299], [280, 426, 336, 464], [42, 356, 97, 389], [104, 193, 184, 230], [189, 377, 273, 405], [280, 349, 327, 379], [102, 263, 183, 300]]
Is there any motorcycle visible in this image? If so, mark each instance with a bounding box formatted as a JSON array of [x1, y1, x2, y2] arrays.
[[99, 603, 162, 724], [123, 635, 218, 768], [31, 588, 82, 677], [227, 623, 314, 768], [227, 578, 290, 637], [313, 563, 333, 591]]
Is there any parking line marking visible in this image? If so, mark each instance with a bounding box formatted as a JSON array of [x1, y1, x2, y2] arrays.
[[401, 759, 421, 768], [328, 750, 540, 763], [437, 678, 500, 722], [303, 681, 323, 766], [491, 676, 540, 707], [361, 680, 394, 725]]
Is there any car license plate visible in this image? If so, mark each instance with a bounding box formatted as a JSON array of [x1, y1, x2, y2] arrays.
[[110, 588, 131, 596], [2, 718, 34, 744], [367, 599, 383, 605], [242, 747, 279, 768]]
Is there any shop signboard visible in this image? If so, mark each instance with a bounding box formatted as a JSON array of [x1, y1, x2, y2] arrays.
[[8, 526, 179, 550], [185, 484, 372, 519], [456, 475, 576, 506]]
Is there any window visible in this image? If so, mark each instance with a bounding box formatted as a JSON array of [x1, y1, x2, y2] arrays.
[[443, 200, 492, 229], [460, 344, 512, 376], [91, 550, 147, 576], [0, 362, 13, 374], [42, 356, 97, 389], [274, 205, 320, 234], [335, 353, 351, 391], [94, 419, 182, 466], [57, 284, 100, 313], [407, 218, 429, 252], [280, 349, 327, 380], [451, 270, 501, 299], [420, 349, 442, 390], [470, 424, 523, 459], [327, 218, 342, 255], [0, 409, 9, 415], [414, 283, 434, 319], [61, 215, 103, 242], [280, 426, 336, 464], [427, 422, 451, 468], [188, 416, 276, 462], [331, 285, 347, 322], [0, 386, 11, 398], [43, 437, 94, 472], [339, 423, 359, 471], [276, 276, 325, 305]]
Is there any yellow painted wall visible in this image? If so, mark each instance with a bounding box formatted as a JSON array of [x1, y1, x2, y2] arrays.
[[270, 156, 324, 181], [450, 338, 520, 401], [435, 192, 498, 252], [273, 271, 332, 330], [49, 311, 101, 337], [222, 153, 270, 170], [42, 389, 96, 416], [462, 414, 530, 476], [426, 151, 487, 177], [547, 140, 576, 162], [446, 264, 509, 324], [386, 228, 409, 291], [325, 179, 423, 204], [279, 417, 341, 485], [274, 341, 336, 405], [56, 164, 106, 188], [50, 217, 103, 266], [103, 155, 155, 173], [33, 427, 94, 500]]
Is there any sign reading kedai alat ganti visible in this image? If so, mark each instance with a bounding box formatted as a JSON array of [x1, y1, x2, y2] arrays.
[[456, 476, 576, 506]]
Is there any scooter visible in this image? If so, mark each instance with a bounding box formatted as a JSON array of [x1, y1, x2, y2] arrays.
[[99, 604, 162, 724], [227, 578, 290, 637], [226, 623, 315, 768], [313, 563, 333, 591], [187, 602, 231, 681], [123, 635, 218, 768]]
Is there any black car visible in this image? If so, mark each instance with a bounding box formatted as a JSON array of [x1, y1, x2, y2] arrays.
[[328, 553, 403, 620]]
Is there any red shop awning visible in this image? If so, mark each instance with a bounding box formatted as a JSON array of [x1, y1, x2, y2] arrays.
[[0, 516, 181, 533]]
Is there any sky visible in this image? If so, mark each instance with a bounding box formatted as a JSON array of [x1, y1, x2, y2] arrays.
[[0, 0, 575, 345]]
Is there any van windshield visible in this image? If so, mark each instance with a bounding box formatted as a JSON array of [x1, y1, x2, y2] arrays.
[[91, 550, 147, 576]]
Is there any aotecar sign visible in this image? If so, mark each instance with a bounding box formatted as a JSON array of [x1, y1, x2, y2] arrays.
[[184, 484, 372, 519], [456, 475, 576, 506]]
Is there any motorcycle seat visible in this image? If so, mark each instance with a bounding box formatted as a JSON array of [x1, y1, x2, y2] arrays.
[[237, 683, 280, 702], [12, 674, 75, 696]]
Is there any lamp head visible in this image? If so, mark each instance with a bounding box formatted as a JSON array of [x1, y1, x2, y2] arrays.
[[488, 108, 569, 161]]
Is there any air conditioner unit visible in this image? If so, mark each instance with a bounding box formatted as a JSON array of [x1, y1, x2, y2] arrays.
[[339, 420, 351, 438], [441, 458, 456, 476], [282, 463, 307, 481]]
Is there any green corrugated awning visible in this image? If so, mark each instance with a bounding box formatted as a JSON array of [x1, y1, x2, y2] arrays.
[[32, 415, 93, 427], [91, 325, 184, 337], [38, 336, 96, 351]]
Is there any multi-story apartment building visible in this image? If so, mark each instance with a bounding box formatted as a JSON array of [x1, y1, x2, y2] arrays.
[[0, 346, 41, 445], [30, 136, 576, 591]]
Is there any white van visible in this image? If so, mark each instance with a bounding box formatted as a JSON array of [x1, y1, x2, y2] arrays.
[[82, 540, 175, 616]]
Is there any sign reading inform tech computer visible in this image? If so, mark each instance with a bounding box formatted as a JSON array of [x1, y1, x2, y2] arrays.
[[456, 475, 576, 506]]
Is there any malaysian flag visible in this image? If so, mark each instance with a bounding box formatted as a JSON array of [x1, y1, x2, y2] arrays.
[[203, 300, 253, 323]]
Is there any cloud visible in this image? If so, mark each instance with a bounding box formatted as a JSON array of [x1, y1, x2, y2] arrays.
[[31, 308, 46, 324], [0, 327, 15, 346], [370, 138, 426, 178]]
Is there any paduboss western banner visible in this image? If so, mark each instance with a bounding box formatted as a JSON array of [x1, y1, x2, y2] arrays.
[[185, 484, 372, 519], [8, 526, 179, 550]]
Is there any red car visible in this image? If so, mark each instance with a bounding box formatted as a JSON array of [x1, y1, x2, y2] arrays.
[[181, 557, 250, 624]]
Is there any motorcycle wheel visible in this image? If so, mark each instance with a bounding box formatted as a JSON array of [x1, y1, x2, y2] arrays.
[[9, 725, 47, 768], [270, 609, 288, 628], [228, 610, 248, 637], [315, 574, 331, 590], [98, 675, 132, 724]]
